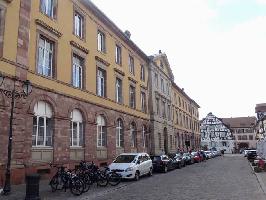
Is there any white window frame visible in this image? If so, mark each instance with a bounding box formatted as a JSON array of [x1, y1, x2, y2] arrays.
[[41, 0, 54, 17], [97, 30, 105, 52], [72, 54, 83, 88], [141, 91, 146, 112], [130, 123, 136, 148], [70, 109, 83, 147], [140, 65, 145, 81], [129, 85, 136, 108], [116, 119, 124, 147], [115, 44, 122, 65], [32, 101, 53, 147], [74, 11, 83, 38], [97, 68, 106, 97], [115, 78, 122, 103], [129, 55, 134, 75], [38, 36, 54, 77], [97, 115, 106, 147]]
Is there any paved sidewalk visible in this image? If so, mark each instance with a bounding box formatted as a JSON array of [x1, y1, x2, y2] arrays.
[[0, 179, 131, 200]]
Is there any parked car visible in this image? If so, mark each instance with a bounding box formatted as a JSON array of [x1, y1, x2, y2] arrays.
[[191, 152, 202, 163], [150, 155, 176, 172], [204, 151, 212, 159], [244, 149, 256, 157], [108, 153, 153, 181], [247, 150, 257, 162], [174, 153, 186, 167], [182, 153, 194, 164]]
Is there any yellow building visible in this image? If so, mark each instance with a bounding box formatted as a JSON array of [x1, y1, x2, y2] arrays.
[[171, 82, 200, 151], [0, 0, 150, 184]]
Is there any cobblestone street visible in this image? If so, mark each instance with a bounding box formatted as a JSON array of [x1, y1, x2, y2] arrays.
[[81, 155, 265, 200], [3, 154, 266, 200]]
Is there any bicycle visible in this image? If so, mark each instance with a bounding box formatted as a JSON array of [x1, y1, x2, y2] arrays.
[[49, 164, 84, 196]]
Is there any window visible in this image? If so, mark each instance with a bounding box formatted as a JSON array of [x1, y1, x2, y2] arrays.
[[156, 98, 160, 115], [222, 141, 227, 147], [115, 44, 122, 65], [97, 68, 106, 97], [167, 105, 171, 120], [170, 135, 173, 149], [74, 11, 84, 38], [32, 101, 53, 147], [166, 83, 169, 95], [97, 115, 106, 147], [176, 110, 179, 125], [237, 135, 241, 140], [40, 0, 55, 18], [129, 55, 134, 75], [97, 30, 105, 52], [154, 73, 158, 88], [38, 35, 54, 77], [242, 135, 247, 140], [141, 91, 146, 113], [160, 60, 163, 68], [72, 54, 83, 88], [70, 109, 83, 147], [129, 85, 136, 109], [161, 78, 165, 93], [116, 119, 124, 147], [162, 101, 166, 118], [142, 125, 147, 148], [115, 78, 122, 103], [158, 133, 162, 149], [130, 123, 137, 147], [178, 97, 181, 107], [140, 65, 145, 81], [249, 135, 253, 140]]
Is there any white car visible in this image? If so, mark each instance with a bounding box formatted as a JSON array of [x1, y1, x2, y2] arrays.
[[108, 153, 153, 180]]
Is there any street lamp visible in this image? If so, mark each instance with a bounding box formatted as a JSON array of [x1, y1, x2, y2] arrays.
[[0, 73, 32, 195]]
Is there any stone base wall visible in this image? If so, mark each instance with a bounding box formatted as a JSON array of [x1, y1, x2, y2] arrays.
[[0, 81, 149, 185]]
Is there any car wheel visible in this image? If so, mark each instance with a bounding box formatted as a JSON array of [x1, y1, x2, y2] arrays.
[[148, 168, 153, 176], [134, 171, 140, 181], [163, 165, 168, 173]]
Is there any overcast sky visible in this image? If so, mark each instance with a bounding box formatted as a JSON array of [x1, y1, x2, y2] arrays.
[[92, 0, 266, 119]]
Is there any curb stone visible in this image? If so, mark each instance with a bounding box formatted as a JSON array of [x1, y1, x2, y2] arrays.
[[248, 160, 266, 197]]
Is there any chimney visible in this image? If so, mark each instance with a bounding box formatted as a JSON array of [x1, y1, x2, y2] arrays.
[[159, 50, 162, 54], [124, 30, 131, 39]]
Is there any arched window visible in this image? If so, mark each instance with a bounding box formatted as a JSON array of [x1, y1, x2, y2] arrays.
[[97, 115, 106, 147], [32, 101, 53, 147], [142, 125, 147, 148], [130, 122, 137, 147], [70, 109, 83, 147], [116, 119, 124, 147]]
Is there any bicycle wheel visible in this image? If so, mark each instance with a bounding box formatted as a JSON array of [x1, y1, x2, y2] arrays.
[[108, 172, 121, 186], [49, 176, 59, 192], [70, 178, 84, 196], [97, 173, 108, 187], [81, 174, 91, 193]]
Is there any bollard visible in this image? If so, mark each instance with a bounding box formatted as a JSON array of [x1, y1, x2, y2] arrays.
[[25, 174, 41, 200]]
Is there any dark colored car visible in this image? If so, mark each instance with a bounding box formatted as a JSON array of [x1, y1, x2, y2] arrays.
[[168, 153, 186, 168], [183, 153, 194, 164], [150, 155, 176, 173], [247, 150, 257, 162]]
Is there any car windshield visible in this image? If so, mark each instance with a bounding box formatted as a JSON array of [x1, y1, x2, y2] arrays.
[[191, 152, 197, 155], [183, 153, 189, 156], [114, 155, 136, 163]]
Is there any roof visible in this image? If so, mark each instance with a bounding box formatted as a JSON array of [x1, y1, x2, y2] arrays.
[[221, 117, 257, 128], [255, 103, 266, 113], [172, 82, 200, 108], [80, 0, 149, 63]]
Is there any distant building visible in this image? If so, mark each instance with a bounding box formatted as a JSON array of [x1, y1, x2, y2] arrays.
[[221, 117, 257, 152], [200, 113, 234, 153]]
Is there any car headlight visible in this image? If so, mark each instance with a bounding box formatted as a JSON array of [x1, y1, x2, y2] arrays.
[[125, 167, 133, 172]]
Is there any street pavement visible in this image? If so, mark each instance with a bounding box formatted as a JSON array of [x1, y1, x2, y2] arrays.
[[1, 154, 266, 200]]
